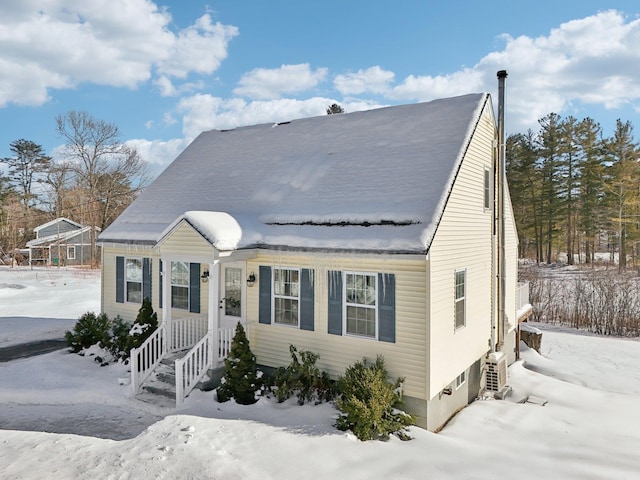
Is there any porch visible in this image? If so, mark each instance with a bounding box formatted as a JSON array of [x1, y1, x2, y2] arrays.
[[130, 314, 238, 405]]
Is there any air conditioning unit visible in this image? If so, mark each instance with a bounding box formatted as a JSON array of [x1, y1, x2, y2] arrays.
[[485, 351, 508, 392]]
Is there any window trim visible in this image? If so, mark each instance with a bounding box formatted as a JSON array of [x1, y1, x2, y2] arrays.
[[454, 268, 466, 330], [272, 267, 300, 328], [343, 271, 378, 340], [171, 261, 190, 310], [125, 257, 143, 304], [67, 245, 76, 260], [455, 371, 466, 389]]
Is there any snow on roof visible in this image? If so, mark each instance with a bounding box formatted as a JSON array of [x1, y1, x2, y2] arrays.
[[159, 211, 243, 251], [99, 93, 490, 252]]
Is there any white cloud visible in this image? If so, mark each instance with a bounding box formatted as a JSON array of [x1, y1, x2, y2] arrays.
[[389, 68, 484, 102], [334, 66, 395, 96], [156, 14, 238, 79], [177, 94, 348, 140], [154, 76, 177, 97], [233, 64, 328, 100], [0, 1, 237, 107], [326, 10, 640, 132], [125, 137, 188, 173]]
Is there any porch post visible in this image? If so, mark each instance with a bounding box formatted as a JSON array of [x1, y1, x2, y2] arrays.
[[161, 258, 172, 339], [209, 261, 220, 363]]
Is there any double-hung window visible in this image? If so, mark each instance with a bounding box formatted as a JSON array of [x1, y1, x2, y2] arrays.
[[171, 261, 190, 310], [67, 246, 76, 260], [273, 268, 299, 326], [125, 258, 143, 303], [345, 272, 377, 338], [455, 269, 466, 329]]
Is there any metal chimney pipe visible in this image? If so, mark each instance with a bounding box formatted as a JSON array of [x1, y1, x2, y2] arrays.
[[496, 70, 508, 349]]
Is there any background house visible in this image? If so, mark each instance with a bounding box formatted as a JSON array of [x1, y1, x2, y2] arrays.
[[99, 92, 528, 431], [27, 217, 99, 267]]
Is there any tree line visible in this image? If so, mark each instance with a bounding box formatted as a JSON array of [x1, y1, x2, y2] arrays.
[[0, 111, 148, 266], [506, 113, 640, 269]]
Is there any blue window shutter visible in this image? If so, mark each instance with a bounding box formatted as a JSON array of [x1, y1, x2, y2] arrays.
[[327, 270, 343, 335], [159, 260, 163, 309], [115, 256, 124, 303], [259, 266, 272, 324], [299, 269, 314, 331], [142, 258, 152, 302], [189, 263, 201, 313], [378, 273, 396, 343]]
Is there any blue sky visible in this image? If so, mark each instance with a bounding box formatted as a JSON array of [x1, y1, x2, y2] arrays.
[[1, 1, 639, 176]]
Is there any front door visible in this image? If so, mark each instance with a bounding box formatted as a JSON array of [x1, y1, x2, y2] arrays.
[[220, 263, 245, 330]]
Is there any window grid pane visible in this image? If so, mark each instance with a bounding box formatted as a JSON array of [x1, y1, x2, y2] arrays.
[[273, 268, 299, 326], [345, 273, 377, 338], [225, 268, 242, 317], [172, 286, 189, 310], [171, 262, 189, 310], [126, 258, 142, 303]]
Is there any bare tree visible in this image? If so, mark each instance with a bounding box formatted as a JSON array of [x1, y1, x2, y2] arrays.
[[56, 111, 149, 265]]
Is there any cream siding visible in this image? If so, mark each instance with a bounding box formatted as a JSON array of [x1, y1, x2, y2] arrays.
[[102, 222, 217, 322], [158, 221, 215, 261], [101, 244, 162, 321], [245, 252, 429, 400], [427, 103, 496, 398]]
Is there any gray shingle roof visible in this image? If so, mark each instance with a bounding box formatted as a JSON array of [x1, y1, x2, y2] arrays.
[[99, 93, 490, 253]]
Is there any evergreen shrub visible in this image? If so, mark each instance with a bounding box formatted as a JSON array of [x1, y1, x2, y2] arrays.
[[271, 344, 335, 405], [335, 355, 414, 441], [103, 315, 132, 361], [64, 312, 111, 353], [216, 323, 261, 405], [129, 297, 158, 351]]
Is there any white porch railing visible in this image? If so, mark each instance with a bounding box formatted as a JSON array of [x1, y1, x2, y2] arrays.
[[218, 326, 236, 361], [131, 314, 243, 404], [517, 282, 530, 311], [175, 332, 213, 405], [170, 314, 208, 352], [131, 325, 167, 394]]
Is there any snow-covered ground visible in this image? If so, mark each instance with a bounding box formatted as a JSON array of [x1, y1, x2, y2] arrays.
[[1, 266, 640, 479]]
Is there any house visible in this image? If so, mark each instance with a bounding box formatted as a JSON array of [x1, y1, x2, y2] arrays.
[[98, 87, 530, 431], [26, 217, 99, 267]]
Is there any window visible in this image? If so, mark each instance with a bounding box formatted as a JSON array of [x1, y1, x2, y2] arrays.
[[455, 371, 466, 389], [116, 256, 151, 305], [171, 261, 190, 310], [259, 266, 314, 331], [484, 167, 491, 210], [224, 267, 242, 317], [455, 269, 466, 329], [67, 246, 76, 260], [273, 268, 299, 326], [345, 272, 377, 338], [126, 258, 143, 303], [327, 270, 395, 342]]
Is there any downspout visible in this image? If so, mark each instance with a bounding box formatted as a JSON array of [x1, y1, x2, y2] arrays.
[[496, 70, 508, 349]]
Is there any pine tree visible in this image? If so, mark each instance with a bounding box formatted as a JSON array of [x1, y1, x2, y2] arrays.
[[216, 322, 260, 404], [129, 297, 158, 350]]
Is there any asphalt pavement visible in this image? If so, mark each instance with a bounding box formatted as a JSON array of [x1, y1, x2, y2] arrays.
[[0, 339, 67, 362]]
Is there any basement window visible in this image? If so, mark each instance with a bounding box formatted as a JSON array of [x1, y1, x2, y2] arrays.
[[455, 371, 466, 389]]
